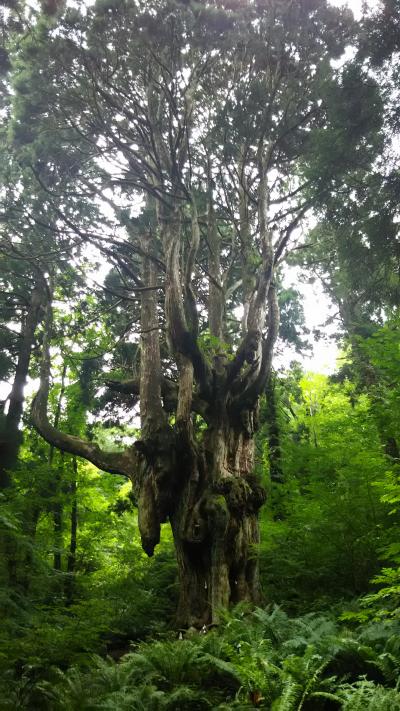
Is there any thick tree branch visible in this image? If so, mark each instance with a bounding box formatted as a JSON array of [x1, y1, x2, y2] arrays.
[[139, 232, 167, 436], [232, 284, 280, 409], [161, 207, 212, 398], [274, 203, 311, 263], [104, 375, 209, 419], [32, 300, 134, 478], [207, 183, 224, 341]]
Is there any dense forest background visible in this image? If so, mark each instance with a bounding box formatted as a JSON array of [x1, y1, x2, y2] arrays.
[[1, 0, 400, 708]]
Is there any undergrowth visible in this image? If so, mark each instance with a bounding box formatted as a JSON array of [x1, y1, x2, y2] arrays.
[[2, 604, 400, 710]]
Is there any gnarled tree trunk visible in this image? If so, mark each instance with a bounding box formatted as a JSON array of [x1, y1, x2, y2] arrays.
[[130, 406, 266, 626], [172, 418, 265, 627], [31, 65, 284, 628], [32, 203, 280, 628]]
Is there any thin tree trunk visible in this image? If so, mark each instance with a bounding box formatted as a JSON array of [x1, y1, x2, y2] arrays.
[[20, 505, 41, 592], [0, 281, 45, 488], [65, 457, 78, 606], [53, 485, 63, 573], [265, 374, 285, 519], [1, 281, 46, 586], [49, 364, 67, 573], [265, 374, 284, 485]]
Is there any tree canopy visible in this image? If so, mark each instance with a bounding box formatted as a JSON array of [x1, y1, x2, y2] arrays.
[[1, 0, 400, 707]]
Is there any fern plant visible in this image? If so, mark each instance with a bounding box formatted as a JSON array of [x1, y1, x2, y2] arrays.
[[336, 678, 400, 710]]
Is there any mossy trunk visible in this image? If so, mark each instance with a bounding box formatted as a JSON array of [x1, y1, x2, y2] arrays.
[[134, 412, 266, 628], [171, 496, 262, 628]]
